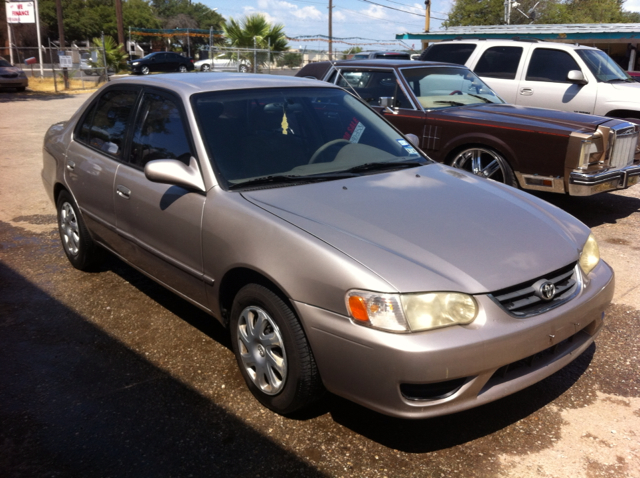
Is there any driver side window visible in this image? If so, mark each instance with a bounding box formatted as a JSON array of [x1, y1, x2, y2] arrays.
[[336, 70, 412, 109]]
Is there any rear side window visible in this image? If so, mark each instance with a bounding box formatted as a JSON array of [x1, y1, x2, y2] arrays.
[[420, 44, 477, 65], [129, 92, 193, 168], [474, 46, 523, 80], [526, 49, 581, 83], [75, 89, 139, 159]]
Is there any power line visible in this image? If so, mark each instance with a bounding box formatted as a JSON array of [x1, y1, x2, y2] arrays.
[[357, 0, 425, 17], [335, 5, 424, 26]]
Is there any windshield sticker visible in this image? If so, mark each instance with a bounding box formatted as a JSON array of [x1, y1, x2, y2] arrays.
[[343, 117, 365, 143], [396, 138, 419, 156]]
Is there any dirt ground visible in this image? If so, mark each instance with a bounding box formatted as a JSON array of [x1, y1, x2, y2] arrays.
[[0, 90, 638, 477]]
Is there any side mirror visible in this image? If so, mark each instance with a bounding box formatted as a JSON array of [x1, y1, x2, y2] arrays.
[[379, 96, 395, 108], [145, 156, 206, 192], [405, 134, 420, 148], [567, 70, 587, 85]]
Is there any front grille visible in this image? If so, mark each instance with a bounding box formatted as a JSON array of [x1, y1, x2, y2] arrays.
[[1, 73, 19, 78], [609, 127, 638, 169], [489, 262, 579, 317]]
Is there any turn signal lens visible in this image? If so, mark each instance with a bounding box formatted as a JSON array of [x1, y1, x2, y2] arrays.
[[346, 291, 408, 331], [579, 234, 600, 276]]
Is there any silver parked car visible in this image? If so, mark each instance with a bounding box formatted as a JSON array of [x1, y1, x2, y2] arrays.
[[42, 74, 613, 419], [0, 56, 28, 91]]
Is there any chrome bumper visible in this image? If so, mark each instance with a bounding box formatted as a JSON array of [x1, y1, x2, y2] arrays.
[[568, 164, 640, 196]]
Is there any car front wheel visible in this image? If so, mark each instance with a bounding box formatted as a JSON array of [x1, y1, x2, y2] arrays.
[[141, 65, 150, 75], [238, 64, 249, 73], [450, 147, 517, 187], [201, 64, 211, 72], [230, 284, 323, 415], [56, 190, 104, 270]]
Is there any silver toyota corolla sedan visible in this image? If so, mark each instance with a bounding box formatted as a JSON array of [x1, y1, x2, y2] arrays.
[[42, 74, 613, 419]]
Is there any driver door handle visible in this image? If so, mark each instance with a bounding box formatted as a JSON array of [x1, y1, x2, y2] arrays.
[[116, 185, 131, 199], [520, 87, 533, 96]]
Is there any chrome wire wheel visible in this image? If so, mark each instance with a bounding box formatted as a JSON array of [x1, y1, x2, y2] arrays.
[[237, 305, 287, 395], [201, 64, 211, 72], [451, 147, 512, 184], [141, 65, 150, 75], [59, 201, 80, 256]]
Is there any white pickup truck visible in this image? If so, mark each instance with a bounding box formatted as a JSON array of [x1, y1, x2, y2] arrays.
[[420, 39, 640, 119]]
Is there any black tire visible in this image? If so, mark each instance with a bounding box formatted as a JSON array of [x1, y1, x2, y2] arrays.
[[56, 190, 104, 271], [16, 87, 26, 92], [450, 146, 517, 187], [141, 65, 150, 75], [238, 64, 249, 73], [230, 284, 324, 415], [179, 65, 188, 73], [201, 64, 211, 72]]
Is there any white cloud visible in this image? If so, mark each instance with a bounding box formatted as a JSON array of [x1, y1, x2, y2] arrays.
[[254, 0, 323, 21]]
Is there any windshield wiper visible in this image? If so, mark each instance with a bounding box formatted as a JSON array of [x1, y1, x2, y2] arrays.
[[434, 100, 466, 107], [606, 78, 634, 83], [347, 160, 424, 174], [228, 172, 356, 190], [466, 93, 494, 103]]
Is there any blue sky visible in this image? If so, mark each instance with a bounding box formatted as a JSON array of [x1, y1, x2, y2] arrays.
[[201, 0, 453, 54]]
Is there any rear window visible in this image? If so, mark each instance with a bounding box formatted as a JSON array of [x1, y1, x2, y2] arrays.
[[474, 46, 523, 80], [420, 44, 477, 65]]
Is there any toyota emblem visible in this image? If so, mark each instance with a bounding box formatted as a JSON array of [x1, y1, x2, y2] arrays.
[[539, 281, 556, 301]]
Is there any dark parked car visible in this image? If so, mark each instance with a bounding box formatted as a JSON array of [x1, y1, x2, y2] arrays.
[[0, 56, 28, 91], [297, 60, 640, 196], [128, 52, 194, 75], [351, 51, 411, 60], [43, 74, 612, 419]]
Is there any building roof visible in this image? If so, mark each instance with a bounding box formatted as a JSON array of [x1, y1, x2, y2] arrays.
[[396, 23, 640, 43]]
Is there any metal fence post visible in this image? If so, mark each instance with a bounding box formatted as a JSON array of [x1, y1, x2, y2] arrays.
[[101, 32, 109, 83], [253, 38, 257, 74]]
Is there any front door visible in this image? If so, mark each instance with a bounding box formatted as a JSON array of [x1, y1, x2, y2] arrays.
[[114, 89, 208, 307]]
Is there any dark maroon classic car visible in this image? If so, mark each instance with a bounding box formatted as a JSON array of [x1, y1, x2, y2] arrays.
[[297, 60, 640, 196]]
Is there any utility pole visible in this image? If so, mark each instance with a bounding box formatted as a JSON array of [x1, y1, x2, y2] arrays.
[[115, 0, 125, 48], [55, 0, 68, 89], [422, 0, 430, 52], [328, 0, 332, 61]]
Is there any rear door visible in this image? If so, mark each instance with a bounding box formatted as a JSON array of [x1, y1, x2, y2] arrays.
[[65, 86, 140, 251], [114, 88, 208, 307]]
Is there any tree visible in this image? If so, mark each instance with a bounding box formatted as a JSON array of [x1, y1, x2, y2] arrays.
[[444, 0, 638, 26], [89, 35, 129, 73], [223, 13, 288, 66]]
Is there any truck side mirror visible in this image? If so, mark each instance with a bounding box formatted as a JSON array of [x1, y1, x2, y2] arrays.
[[567, 70, 587, 85]]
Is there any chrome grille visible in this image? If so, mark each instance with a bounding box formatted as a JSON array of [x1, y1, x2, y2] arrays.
[[609, 126, 638, 169], [489, 263, 579, 317]]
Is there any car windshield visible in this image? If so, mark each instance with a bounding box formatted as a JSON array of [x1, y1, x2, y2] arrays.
[[401, 67, 504, 109], [0, 58, 12, 67], [576, 49, 633, 82], [192, 87, 428, 189]]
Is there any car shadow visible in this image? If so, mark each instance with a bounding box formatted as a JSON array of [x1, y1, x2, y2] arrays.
[[0, 90, 82, 102], [530, 190, 640, 227], [0, 255, 325, 477]]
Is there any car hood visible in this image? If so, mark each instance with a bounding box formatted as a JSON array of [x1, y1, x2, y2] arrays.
[[610, 80, 640, 94], [242, 164, 589, 294], [0, 66, 23, 75], [439, 103, 606, 135]]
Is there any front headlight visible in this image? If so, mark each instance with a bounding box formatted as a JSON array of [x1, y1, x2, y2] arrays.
[[577, 133, 605, 169], [346, 290, 478, 332], [579, 233, 600, 276], [132, 61, 139, 66]]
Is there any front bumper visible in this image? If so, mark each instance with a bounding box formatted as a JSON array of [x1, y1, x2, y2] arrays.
[[568, 163, 640, 196], [296, 260, 614, 419], [0, 77, 28, 88]]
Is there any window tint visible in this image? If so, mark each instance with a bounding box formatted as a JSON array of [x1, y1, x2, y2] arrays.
[[336, 70, 411, 108], [129, 92, 193, 168], [526, 49, 581, 83], [420, 44, 477, 65], [76, 89, 138, 158], [474, 46, 523, 80]]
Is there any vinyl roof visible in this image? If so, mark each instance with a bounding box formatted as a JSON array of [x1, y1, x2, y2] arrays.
[[396, 23, 640, 42]]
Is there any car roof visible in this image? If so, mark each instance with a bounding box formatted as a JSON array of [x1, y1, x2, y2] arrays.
[[434, 38, 600, 51], [109, 72, 339, 96], [333, 59, 469, 69]]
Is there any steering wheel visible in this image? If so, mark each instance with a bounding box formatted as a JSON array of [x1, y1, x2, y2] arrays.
[[309, 139, 351, 164], [450, 90, 463, 95]]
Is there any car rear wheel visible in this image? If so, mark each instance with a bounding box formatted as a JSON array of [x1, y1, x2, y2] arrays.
[[179, 65, 188, 73], [230, 284, 323, 415], [141, 65, 150, 75], [201, 64, 211, 72], [450, 147, 517, 187], [56, 190, 104, 271], [238, 64, 249, 73]]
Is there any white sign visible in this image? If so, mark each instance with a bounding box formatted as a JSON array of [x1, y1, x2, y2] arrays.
[[59, 55, 73, 68], [5, 2, 35, 24]]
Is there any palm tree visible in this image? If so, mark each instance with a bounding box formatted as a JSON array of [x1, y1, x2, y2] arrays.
[[223, 14, 288, 68]]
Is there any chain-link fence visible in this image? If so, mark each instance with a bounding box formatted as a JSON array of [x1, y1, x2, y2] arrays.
[[1, 44, 110, 92]]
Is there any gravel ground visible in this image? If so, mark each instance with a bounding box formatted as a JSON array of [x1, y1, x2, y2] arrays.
[[0, 90, 639, 478]]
